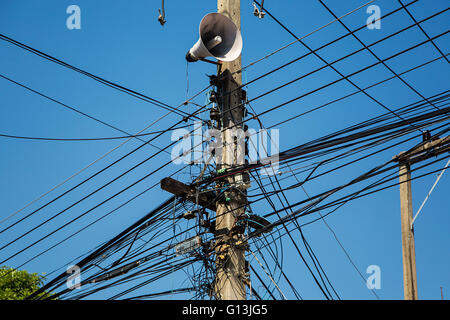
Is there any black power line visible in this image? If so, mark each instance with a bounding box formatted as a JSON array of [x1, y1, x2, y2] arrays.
[[0, 33, 197, 119]]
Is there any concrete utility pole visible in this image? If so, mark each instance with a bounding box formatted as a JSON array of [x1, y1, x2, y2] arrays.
[[398, 161, 418, 300], [394, 135, 450, 300], [214, 0, 247, 300]]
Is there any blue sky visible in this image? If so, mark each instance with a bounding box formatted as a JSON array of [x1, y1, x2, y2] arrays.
[[0, 0, 449, 300]]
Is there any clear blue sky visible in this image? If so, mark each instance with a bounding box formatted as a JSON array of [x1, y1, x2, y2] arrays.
[[0, 0, 448, 300]]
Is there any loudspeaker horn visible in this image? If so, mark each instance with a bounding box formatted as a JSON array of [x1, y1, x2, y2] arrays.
[[186, 13, 243, 62]]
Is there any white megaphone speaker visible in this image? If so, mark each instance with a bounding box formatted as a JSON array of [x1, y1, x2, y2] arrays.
[[186, 13, 243, 62]]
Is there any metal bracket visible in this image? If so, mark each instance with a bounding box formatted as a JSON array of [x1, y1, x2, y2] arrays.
[[199, 57, 222, 66], [252, 2, 266, 19], [157, 0, 166, 25]]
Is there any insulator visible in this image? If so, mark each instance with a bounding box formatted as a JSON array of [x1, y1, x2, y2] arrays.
[[243, 172, 250, 184], [209, 91, 218, 103], [208, 74, 219, 86], [240, 89, 247, 102], [422, 130, 431, 142], [210, 107, 221, 121]]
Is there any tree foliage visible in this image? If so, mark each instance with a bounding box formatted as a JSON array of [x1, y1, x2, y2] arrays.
[[0, 266, 52, 300]]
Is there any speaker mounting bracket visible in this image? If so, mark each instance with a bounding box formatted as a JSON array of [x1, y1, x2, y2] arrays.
[[199, 58, 222, 66]]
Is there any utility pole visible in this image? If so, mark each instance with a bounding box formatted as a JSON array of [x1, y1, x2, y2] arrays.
[[398, 160, 418, 300], [214, 0, 247, 300], [162, 0, 248, 299], [394, 135, 450, 300]]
